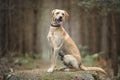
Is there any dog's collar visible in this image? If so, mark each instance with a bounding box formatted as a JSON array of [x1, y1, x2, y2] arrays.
[[51, 23, 61, 27], [51, 21, 63, 27]]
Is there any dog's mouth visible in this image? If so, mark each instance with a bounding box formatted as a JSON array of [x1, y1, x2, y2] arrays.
[[55, 16, 63, 23], [57, 19, 62, 23], [55, 19, 62, 25], [56, 19, 63, 25]]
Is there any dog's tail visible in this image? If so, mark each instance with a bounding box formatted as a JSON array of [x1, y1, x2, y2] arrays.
[[80, 64, 107, 75]]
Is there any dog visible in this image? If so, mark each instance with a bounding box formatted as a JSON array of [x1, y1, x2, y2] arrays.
[[47, 9, 107, 75]]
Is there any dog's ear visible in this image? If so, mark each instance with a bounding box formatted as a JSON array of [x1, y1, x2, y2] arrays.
[[64, 11, 69, 17], [51, 9, 57, 16]]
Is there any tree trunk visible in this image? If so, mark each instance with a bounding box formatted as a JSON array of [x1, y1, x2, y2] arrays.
[[111, 11, 118, 76], [0, 0, 9, 56]]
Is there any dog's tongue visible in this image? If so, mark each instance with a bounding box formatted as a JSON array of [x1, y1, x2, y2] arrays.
[[57, 20, 63, 25]]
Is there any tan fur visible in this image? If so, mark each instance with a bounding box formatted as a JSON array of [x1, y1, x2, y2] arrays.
[[47, 9, 107, 75]]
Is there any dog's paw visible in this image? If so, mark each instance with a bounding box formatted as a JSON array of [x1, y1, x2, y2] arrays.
[[47, 67, 54, 73], [64, 68, 70, 72]]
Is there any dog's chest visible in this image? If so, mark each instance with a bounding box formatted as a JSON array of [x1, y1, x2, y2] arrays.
[[48, 27, 63, 38], [47, 28, 56, 39], [47, 27, 65, 46]]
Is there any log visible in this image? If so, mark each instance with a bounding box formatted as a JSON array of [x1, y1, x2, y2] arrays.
[[4, 69, 101, 80]]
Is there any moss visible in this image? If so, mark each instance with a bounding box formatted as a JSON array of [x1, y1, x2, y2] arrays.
[[6, 70, 98, 80]]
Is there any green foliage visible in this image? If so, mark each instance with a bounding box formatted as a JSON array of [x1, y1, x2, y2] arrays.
[[14, 54, 34, 64], [76, 45, 104, 66], [82, 53, 99, 66], [78, 45, 90, 57], [78, 0, 120, 12], [13, 53, 42, 69]]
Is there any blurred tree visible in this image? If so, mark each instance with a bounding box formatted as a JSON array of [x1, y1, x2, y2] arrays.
[[77, 0, 120, 77], [0, 0, 9, 56]]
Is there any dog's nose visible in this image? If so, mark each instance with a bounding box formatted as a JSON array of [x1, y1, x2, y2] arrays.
[[59, 16, 62, 21], [59, 16, 62, 19]]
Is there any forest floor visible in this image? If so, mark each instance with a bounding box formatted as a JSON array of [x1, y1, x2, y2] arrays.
[[0, 54, 116, 80]]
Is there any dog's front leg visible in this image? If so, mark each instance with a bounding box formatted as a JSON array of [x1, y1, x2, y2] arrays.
[[47, 36, 64, 72], [47, 48, 59, 72]]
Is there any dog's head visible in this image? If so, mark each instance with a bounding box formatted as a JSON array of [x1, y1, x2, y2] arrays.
[[51, 9, 69, 23]]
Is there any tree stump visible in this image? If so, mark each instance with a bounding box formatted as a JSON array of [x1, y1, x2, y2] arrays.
[[4, 69, 105, 80]]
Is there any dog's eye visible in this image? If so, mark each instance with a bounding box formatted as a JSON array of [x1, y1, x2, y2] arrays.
[[56, 12, 59, 14], [62, 13, 64, 16]]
